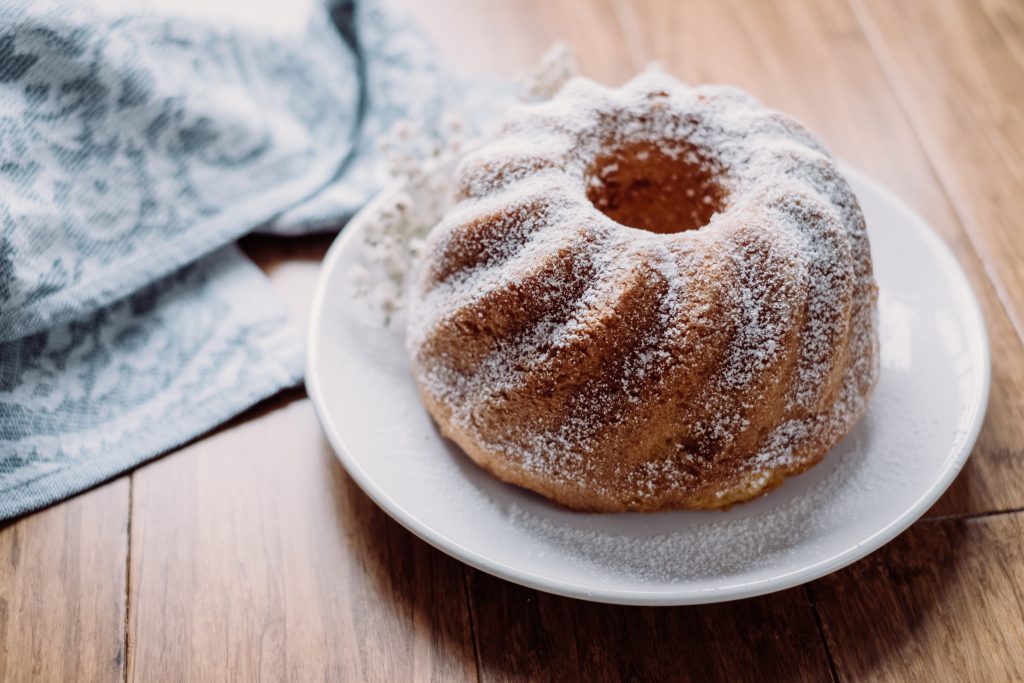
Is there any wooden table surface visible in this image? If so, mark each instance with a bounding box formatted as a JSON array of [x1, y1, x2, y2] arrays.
[[3, 0, 1024, 680]]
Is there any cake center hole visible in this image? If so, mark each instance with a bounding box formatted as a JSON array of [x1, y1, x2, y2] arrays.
[[586, 142, 727, 234]]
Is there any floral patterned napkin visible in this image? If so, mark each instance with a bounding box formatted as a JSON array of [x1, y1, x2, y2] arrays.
[[0, 0, 476, 519]]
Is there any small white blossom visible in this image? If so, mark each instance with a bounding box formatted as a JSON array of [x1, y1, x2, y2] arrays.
[[352, 44, 579, 325]]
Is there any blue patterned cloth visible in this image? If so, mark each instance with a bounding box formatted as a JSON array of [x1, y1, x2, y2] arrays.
[[0, 0, 470, 519]]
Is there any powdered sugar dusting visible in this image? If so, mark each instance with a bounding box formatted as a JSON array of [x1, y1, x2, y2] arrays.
[[406, 67, 879, 510]]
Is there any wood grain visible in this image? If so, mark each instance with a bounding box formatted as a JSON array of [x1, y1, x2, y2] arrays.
[[468, 576, 833, 683], [852, 0, 1024, 334], [400, 0, 635, 83], [0, 479, 128, 682], [842, 0, 1024, 515], [613, 0, 1024, 516], [127, 398, 477, 681], [811, 513, 1024, 681]]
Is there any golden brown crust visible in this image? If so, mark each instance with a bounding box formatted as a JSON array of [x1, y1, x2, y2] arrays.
[[415, 369, 868, 512]]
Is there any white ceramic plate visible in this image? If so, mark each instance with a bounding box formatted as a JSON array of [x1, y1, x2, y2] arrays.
[[307, 163, 990, 606]]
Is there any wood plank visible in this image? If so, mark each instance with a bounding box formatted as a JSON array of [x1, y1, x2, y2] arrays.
[[468, 576, 834, 682], [612, 0, 1024, 516], [851, 0, 1024, 333], [811, 512, 1024, 681], [0, 479, 128, 682], [130, 177, 480, 679], [127, 398, 478, 682], [400, 0, 636, 83]]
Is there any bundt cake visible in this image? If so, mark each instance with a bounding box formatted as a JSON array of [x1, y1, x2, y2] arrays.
[[405, 69, 879, 512]]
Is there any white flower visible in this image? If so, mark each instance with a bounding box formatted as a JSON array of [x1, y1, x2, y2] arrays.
[[352, 44, 579, 325]]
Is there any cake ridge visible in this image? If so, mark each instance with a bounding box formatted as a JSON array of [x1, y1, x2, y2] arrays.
[[406, 69, 879, 511]]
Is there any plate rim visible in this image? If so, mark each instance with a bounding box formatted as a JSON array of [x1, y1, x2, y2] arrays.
[[305, 162, 991, 606]]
